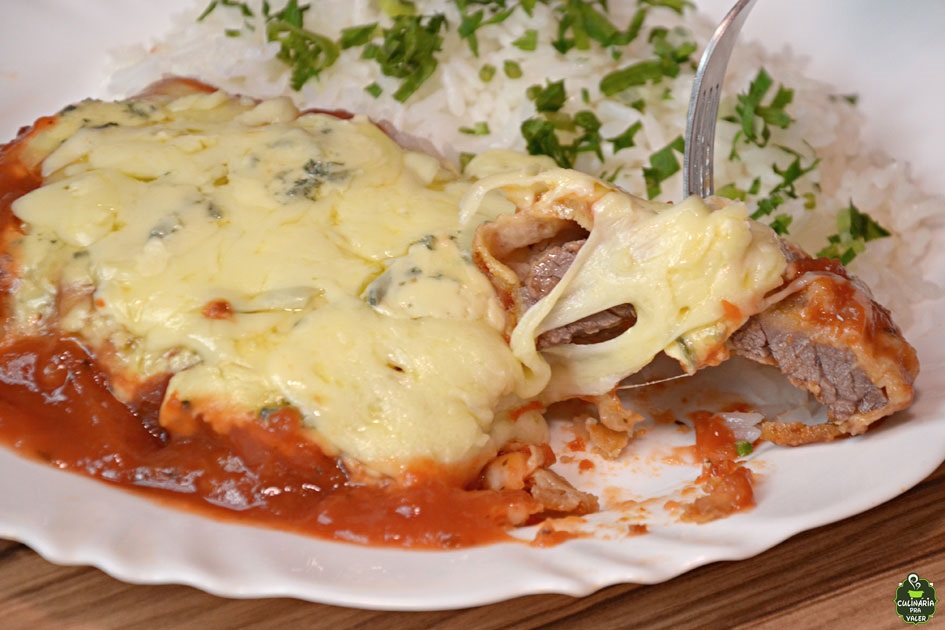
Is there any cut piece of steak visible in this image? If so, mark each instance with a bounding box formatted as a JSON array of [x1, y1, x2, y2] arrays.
[[522, 239, 584, 308], [523, 236, 637, 348], [729, 253, 919, 442], [536, 303, 637, 349]]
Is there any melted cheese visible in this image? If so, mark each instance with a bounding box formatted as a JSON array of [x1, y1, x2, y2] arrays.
[[462, 167, 787, 401], [11, 90, 539, 477]]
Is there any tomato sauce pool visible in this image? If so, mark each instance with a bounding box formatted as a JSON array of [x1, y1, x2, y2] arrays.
[[0, 336, 536, 549], [0, 110, 532, 550]]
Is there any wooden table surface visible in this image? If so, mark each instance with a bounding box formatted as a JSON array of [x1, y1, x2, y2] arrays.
[[2, 459, 942, 629]]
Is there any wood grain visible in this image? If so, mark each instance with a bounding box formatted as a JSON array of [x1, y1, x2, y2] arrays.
[[2, 460, 942, 629]]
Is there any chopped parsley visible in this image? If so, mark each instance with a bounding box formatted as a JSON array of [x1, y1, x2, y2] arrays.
[[735, 440, 753, 457], [521, 117, 575, 168], [340, 23, 378, 49], [378, 0, 417, 17], [363, 13, 447, 102], [503, 59, 523, 78], [749, 150, 820, 222], [198, 0, 697, 108], [456, 1, 516, 56], [459, 121, 491, 135], [599, 59, 665, 96], [572, 110, 605, 161], [194, 0, 895, 263], [768, 213, 793, 235], [648, 26, 697, 77], [513, 28, 539, 51], [520, 97, 608, 169], [198, 0, 338, 90], [818, 201, 891, 264], [265, 1, 340, 90], [528, 79, 567, 112], [198, 1, 444, 101], [716, 184, 745, 201], [725, 68, 794, 152], [599, 25, 696, 97], [642, 136, 685, 199], [608, 121, 643, 153], [553, 0, 628, 53], [599, 164, 625, 183], [714, 70, 835, 240], [459, 151, 477, 171], [197, 0, 253, 21], [640, 0, 694, 12]]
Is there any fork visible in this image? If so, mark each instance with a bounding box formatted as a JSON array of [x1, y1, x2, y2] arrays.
[[682, 0, 759, 198]]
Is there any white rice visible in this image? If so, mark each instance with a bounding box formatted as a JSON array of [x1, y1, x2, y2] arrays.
[[109, 0, 945, 327]]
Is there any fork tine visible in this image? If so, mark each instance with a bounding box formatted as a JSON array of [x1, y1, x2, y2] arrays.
[[683, 0, 759, 198]]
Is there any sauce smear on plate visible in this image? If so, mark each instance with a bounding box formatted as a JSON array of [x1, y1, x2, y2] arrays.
[[0, 336, 535, 548]]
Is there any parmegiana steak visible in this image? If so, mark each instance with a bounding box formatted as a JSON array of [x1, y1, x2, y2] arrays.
[[0, 80, 919, 545]]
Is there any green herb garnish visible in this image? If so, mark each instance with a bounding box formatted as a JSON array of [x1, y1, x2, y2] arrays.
[[553, 0, 631, 53], [608, 121, 642, 153], [503, 59, 523, 78], [528, 79, 567, 112], [648, 26, 697, 77], [265, 1, 340, 90], [599, 59, 665, 96], [726, 68, 794, 151], [640, 0, 694, 12], [364, 13, 447, 102], [735, 440, 753, 457], [459, 121, 491, 135], [598, 23, 696, 96], [520, 107, 607, 169], [521, 117, 575, 168], [340, 23, 378, 49], [459, 151, 476, 171], [456, 1, 516, 55], [197, 0, 253, 21], [750, 152, 819, 219], [572, 110, 605, 161], [716, 182, 749, 202], [768, 213, 793, 235], [643, 135, 685, 199], [365, 82, 383, 98], [199, 0, 342, 91], [378, 0, 416, 18], [818, 201, 891, 264], [513, 28, 539, 51]]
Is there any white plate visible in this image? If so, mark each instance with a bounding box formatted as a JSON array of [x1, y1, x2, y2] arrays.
[[1, 0, 944, 611]]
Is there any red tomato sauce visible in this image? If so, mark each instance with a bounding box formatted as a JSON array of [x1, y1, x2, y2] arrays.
[[680, 411, 755, 523], [0, 336, 537, 548]]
